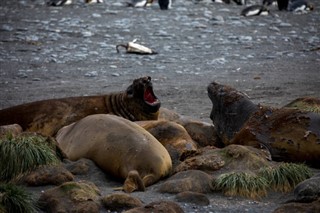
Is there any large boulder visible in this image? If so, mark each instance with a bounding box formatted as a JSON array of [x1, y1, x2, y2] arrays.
[[38, 181, 101, 213]]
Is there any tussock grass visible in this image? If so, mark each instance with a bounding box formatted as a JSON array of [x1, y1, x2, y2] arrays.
[[0, 183, 37, 213], [215, 172, 269, 199], [0, 134, 59, 182], [259, 163, 313, 192]]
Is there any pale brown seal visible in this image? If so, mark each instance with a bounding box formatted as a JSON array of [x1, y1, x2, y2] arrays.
[[56, 114, 172, 192], [136, 120, 197, 167], [207, 81, 320, 167], [0, 76, 160, 136]]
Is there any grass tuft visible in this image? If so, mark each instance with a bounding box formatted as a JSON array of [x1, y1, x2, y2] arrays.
[[0, 183, 37, 213], [0, 134, 59, 182], [259, 163, 313, 192], [215, 172, 269, 199]]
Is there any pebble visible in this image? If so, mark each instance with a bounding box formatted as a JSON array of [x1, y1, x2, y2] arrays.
[[84, 71, 98, 77]]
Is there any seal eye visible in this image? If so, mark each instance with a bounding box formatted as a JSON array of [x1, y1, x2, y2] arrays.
[[126, 85, 134, 97]]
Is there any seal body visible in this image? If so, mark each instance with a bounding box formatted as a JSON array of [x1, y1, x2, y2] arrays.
[[56, 114, 172, 192], [0, 76, 160, 136], [207, 81, 320, 167]]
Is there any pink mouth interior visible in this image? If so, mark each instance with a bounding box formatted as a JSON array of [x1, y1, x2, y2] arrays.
[[144, 87, 156, 104]]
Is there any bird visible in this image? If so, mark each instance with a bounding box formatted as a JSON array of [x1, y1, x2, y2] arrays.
[[127, 0, 153, 7], [241, 5, 269, 16], [233, 0, 246, 5], [85, 0, 104, 3], [262, 0, 277, 6], [212, 0, 246, 4], [212, 0, 231, 3], [288, 0, 314, 12], [276, 0, 289, 10], [158, 0, 172, 10], [47, 0, 72, 6]]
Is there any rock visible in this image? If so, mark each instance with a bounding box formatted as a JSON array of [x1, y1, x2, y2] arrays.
[[63, 158, 91, 175], [102, 193, 143, 212], [174, 147, 224, 173], [221, 145, 271, 171], [293, 175, 320, 202], [283, 97, 320, 114], [0, 124, 23, 137], [159, 170, 214, 194], [273, 198, 320, 213], [21, 165, 74, 186], [175, 191, 210, 206], [38, 181, 101, 213], [124, 200, 184, 213]]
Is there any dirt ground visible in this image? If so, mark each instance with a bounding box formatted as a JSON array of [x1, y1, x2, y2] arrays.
[[0, 0, 319, 212]]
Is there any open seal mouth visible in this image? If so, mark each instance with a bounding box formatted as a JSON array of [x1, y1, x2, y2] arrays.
[[144, 85, 160, 106]]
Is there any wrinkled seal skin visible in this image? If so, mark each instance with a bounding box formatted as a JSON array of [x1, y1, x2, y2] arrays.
[[56, 114, 172, 192], [207, 81, 320, 168], [0, 76, 160, 136], [207, 81, 258, 147]]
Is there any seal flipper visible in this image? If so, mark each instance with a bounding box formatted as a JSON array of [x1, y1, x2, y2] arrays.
[[142, 174, 157, 187], [123, 170, 146, 193]]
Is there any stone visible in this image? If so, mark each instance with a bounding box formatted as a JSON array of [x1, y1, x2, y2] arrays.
[[175, 191, 210, 206], [102, 193, 143, 212], [38, 181, 101, 213], [159, 170, 214, 194]]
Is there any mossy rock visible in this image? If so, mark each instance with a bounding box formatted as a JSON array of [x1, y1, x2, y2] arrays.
[[38, 181, 101, 213]]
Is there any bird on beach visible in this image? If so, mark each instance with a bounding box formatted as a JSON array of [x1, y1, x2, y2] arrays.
[[241, 4, 269, 16], [85, 0, 104, 3], [158, 0, 172, 10], [276, 0, 289, 10], [47, 0, 72, 6], [47, 0, 103, 6], [262, 0, 277, 6], [212, 0, 246, 5], [288, 0, 314, 12], [127, 0, 153, 7]]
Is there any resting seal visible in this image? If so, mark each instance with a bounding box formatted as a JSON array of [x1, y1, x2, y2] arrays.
[[136, 120, 197, 166], [56, 114, 172, 192], [207, 81, 320, 167], [0, 76, 160, 136]]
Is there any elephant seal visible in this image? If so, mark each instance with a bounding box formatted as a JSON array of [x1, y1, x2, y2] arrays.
[[136, 120, 197, 166], [0, 76, 160, 136], [56, 114, 172, 192], [207, 81, 320, 167]]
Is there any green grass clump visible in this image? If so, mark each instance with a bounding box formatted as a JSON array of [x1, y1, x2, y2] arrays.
[[259, 163, 313, 192], [0, 183, 37, 213], [0, 134, 59, 182], [215, 172, 269, 199]]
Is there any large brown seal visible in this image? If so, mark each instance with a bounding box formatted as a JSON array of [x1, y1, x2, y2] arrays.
[[0, 76, 160, 136], [207, 81, 320, 168], [56, 114, 172, 192]]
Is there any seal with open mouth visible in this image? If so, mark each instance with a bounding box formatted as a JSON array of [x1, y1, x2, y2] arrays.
[[0, 76, 160, 136]]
